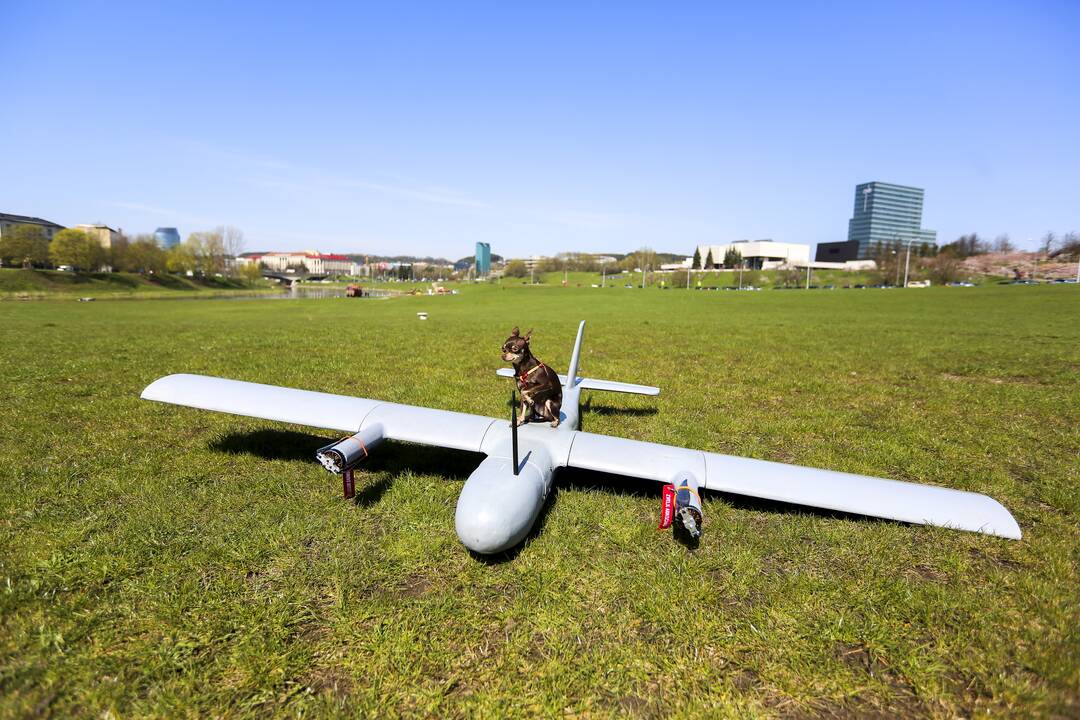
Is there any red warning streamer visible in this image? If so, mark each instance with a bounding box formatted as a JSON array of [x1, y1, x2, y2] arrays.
[[658, 484, 675, 529]]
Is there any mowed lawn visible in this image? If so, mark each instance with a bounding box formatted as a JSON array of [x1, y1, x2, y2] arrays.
[[1, 285, 1077, 718]]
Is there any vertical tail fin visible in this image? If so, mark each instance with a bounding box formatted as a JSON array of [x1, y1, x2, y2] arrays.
[[566, 320, 585, 388]]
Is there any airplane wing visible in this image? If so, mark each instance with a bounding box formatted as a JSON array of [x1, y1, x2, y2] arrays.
[[142, 374, 1020, 539], [141, 374, 498, 453], [565, 431, 1022, 539]]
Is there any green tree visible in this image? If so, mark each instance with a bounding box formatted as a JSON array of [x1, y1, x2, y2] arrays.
[[185, 230, 226, 275], [49, 229, 106, 271], [536, 256, 564, 273], [109, 234, 131, 271], [238, 261, 263, 284], [503, 259, 527, 278], [166, 244, 197, 274], [740, 269, 760, 288], [0, 224, 50, 268], [125, 239, 167, 274], [723, 247, 742, 268], [691, 247, 701, 270], [703, 249, 713, 270]]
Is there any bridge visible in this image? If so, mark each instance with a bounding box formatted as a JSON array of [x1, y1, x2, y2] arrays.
[[262, 271, 330, 285]]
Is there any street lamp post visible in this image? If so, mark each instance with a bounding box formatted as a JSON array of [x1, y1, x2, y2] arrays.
[[903, 240, 913, 287]]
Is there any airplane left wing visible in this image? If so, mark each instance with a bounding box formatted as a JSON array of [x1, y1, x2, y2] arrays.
[[141, 374, 498, 452]]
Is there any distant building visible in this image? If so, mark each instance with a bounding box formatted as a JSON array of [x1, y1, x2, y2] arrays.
[[0, 213, 64, 241], [251, 251, 355, 275], [695, 240, 810, 270], [76, 224, 121, 250], [154, 227, 181, 250], [814, 240, 861, 263], [846, 181, 936, 259], [522, 255, 545, 272], [475, 242, 491, 276]]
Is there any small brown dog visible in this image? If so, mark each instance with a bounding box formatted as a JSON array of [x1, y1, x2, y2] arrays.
[[502, 327, 563, 427]]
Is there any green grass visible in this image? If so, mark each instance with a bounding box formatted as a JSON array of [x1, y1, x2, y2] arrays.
[[1, 284, 1077, 717], [0, 268, 276, 300]]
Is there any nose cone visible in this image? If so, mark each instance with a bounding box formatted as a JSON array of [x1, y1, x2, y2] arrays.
[[455, 455, 549, 554]]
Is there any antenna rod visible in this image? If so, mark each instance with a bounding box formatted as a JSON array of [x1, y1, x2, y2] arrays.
[[511, 390, 519, 475]]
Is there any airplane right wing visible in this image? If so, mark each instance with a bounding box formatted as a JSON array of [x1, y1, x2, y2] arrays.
[[565, 430, 1021, 539]]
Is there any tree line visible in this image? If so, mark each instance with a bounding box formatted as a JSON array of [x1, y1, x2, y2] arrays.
[[937, 231, 1079, 260], [0, 224, 255, 280]]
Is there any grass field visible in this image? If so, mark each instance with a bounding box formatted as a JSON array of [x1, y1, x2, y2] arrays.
[[1, 284, 1077, 717], [0, 269, 275, 300]]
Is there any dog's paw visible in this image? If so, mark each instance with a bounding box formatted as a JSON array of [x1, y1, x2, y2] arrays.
[[550, 419, 560, 428]]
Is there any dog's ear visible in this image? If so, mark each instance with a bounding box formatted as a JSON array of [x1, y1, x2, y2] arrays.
[[511, 326, 520, 337], [524, 329, 533, 343]]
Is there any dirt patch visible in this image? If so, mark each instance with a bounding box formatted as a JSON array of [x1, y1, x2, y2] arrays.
[[394, 574, 431, 599], [941, 372, 1044, 386], [617, 694, 652, 715], [304, 665, 353, 700], [787, 696, 921, 719], [835, 642, 878, 674], [295, 619, 331, 644], [828, 643, 926, 716], [731, 668, 762, 691], [903, 563, 949, 583], [968, 547, 1023, 571]]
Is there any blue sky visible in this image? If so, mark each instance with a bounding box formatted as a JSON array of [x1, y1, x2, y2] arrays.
[[2, 1, 1076, 258]]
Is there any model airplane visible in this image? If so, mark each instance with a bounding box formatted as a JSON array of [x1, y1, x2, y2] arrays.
[[140, 321, 1021, 553]]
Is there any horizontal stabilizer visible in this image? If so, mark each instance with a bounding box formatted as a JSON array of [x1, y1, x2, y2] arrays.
[[496, 368, 659, 396], [576, 378, 660, 395]]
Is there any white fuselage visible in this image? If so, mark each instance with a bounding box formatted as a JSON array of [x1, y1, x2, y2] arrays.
[[454, 385, 580, 553]]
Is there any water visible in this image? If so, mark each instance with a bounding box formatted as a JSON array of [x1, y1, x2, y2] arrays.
[[168, 286, 399, 301]]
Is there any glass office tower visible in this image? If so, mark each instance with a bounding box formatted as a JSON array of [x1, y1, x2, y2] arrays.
[[847, 182, 936, 259], [154, 227, 181, 250], [475, 241, 491, 276]]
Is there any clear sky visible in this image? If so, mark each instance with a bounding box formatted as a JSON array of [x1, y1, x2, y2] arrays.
[[2, 1, 1076, 258]]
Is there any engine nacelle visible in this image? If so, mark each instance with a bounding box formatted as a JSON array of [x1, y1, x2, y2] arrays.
[[671, 471, 703, 539], [316, 423, 384, 474]]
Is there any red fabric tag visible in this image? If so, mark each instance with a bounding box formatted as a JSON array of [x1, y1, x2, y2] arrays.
[[343, 468, 355, 499], [659, 484, 675, 529]]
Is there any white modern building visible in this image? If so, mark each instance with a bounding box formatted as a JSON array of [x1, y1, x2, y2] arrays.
[[696, 240, 810, 270], [237, 251, 359, 275]]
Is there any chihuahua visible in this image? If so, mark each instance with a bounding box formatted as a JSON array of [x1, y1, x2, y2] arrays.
[[501, 327, 563, 427]]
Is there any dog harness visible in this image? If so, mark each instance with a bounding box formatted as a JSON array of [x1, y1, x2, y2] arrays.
[[518, 362, 547, 385]]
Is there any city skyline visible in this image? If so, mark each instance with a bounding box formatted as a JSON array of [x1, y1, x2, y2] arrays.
[[1, 2, 1076, 256]]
